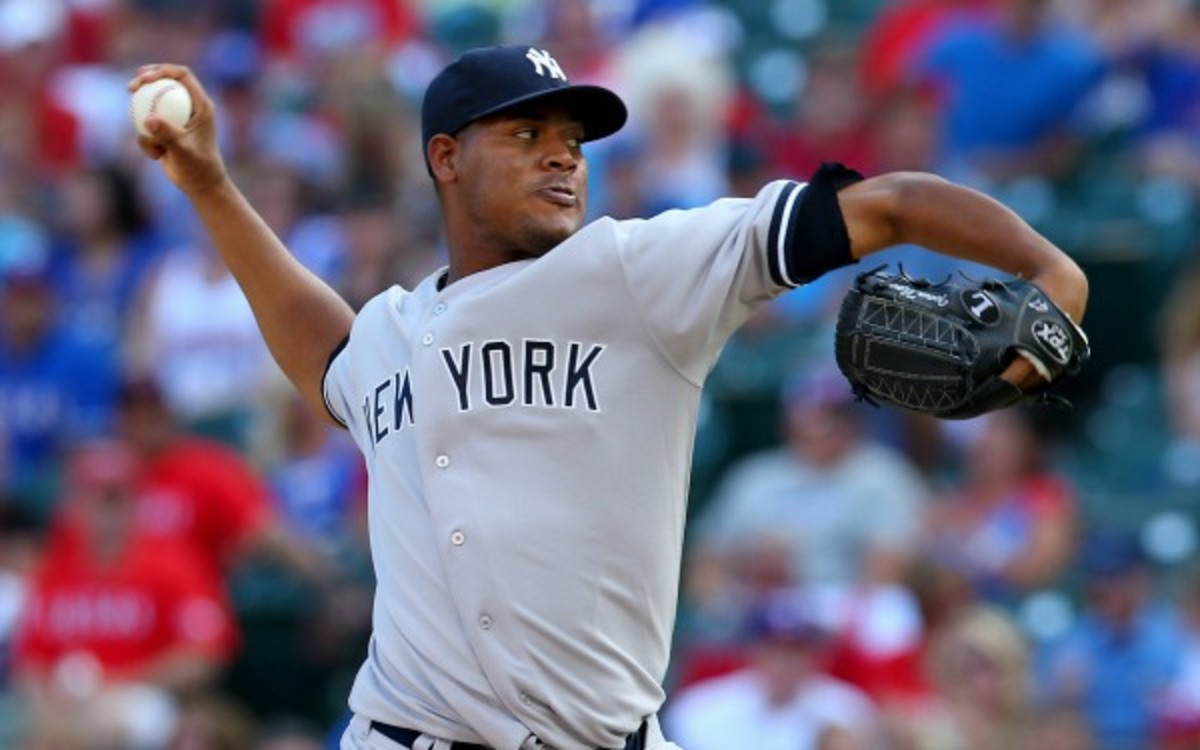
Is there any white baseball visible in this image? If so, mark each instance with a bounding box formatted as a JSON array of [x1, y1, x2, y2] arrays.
[[130, 78, 193, 137]]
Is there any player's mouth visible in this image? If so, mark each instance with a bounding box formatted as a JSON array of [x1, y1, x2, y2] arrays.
[[535, 183, 578, 208]]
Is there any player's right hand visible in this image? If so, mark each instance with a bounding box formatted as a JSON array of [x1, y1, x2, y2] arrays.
[[128, 64, 227, 196]]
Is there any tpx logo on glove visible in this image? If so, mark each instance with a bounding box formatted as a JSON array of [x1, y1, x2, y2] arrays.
[[1032, 319, 1072, 364]]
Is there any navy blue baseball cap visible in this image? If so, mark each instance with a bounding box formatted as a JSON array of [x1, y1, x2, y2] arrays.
[[421, 45, 628, 150]]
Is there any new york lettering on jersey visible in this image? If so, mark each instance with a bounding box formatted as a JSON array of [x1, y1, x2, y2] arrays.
[[363, 338, 605, 446]]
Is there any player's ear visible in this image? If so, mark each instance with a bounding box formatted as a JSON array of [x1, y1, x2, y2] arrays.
[[428, 134, 460, 184]]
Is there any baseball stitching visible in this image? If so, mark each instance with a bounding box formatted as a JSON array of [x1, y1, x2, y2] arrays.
[[133, 81, 183, 132]]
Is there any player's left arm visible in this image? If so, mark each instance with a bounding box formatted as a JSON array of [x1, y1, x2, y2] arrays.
[[836, 172, 1089, 387]]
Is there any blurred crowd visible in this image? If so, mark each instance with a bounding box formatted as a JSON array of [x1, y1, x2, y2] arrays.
[[1, 0, 1199, 748]]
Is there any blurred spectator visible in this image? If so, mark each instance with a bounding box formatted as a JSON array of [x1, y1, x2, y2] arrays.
[[816, 724, 868, 750], [1154, 572, 1200, 748], [254, 718, 326, 750], [924, 407, 1078, 604], [266, 391, 365, 555], [319, 52, 417, 201], [169, 692, 257, 750], [0, 0, 80, 180], [106, 377, 333, 587], [1134, 0, 1200, 193], [1021, 707, 1096, 750], [534, 0, 616, 83], [238, 160, 347, 285], [336, 190, 435, 310], [889, 605, 1031, 750], [47, 164, 163, 353], [1159, 256, 1200, 482], [859, 0, 995, 104], [869, 91, 941, 175], [687, 367, 928, 607], [13, 439, 237, 750], [0, 218, 118, 507], [1052, 0, 1175, 58], [127, 236, 273, 448], [261, 0, 421, 65], [912, 0, 1105, 183], [682, 367, 929, 697], [665, 590, 881, 750], [765, 39, 877, 181], [606, 17, 734, 215], [1039, 532, 1186, 750], [0, 499, 43, 747]]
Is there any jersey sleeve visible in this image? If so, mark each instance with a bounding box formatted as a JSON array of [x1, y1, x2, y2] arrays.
[[321, 334, 352, 428], [614, 163, 862, 381]]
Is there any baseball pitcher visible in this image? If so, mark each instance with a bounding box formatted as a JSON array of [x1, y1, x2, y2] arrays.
[[130, 44, 1089, 750]]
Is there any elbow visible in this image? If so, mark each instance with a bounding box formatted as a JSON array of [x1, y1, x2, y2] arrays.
[[880, 171, 951, 237], [847, 171, 950, 253]]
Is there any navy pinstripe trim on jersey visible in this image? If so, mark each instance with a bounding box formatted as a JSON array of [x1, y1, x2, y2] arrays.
[[767, 181, 803, 288], [787, 162, 864, 284], [321, 334, 351, 428]]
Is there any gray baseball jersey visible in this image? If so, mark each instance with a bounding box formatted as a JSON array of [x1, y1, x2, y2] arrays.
[[322, 164, 861, 750]]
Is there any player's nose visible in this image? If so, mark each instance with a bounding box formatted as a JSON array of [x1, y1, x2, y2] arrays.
[[540, 137, 579, 173]]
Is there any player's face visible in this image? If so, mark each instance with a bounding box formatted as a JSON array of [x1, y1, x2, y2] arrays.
[[455, 105, 589, 257]]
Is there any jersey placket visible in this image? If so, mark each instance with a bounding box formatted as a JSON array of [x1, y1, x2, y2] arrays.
[[407, 286, 536, 726]]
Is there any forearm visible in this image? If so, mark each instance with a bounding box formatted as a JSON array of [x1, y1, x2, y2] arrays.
[[841, 172, 1088, 320], [187, 178, 354, 420]]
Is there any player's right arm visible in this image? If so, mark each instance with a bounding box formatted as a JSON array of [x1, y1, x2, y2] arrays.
[[129, 64, 354, 427]]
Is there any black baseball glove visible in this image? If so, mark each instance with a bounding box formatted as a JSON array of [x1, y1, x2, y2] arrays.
[[834, 266, 1090, 419]]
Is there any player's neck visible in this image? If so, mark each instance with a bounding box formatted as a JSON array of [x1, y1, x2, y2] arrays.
[[444, 256, 508, 286], [443, 240, 540, 286]]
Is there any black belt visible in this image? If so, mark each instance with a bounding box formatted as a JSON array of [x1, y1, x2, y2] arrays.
[[369, 720, 648, 750], [370, 722, 489, 749]]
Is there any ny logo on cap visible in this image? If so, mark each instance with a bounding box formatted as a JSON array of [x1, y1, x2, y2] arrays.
[[526, 48, 567, 82]]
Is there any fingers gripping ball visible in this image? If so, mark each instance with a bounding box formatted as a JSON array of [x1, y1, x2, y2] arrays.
[[834, 266, 1090, 419], [130, 78, 193, 137]]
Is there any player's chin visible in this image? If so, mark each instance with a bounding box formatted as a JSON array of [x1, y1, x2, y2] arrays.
[[526, 212, 583, 252]]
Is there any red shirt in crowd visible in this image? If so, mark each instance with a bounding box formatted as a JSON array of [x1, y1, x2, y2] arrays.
[[135, 437, 273, 578], [261, 0, 421, 59], [14, 536, 237, 680], [52, 438, 274, 581]]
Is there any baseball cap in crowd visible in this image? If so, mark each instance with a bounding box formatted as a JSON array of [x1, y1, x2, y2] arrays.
[[781, 365, 857, 411], [746, 590, 828, 645], [421, 45, 628, 151]]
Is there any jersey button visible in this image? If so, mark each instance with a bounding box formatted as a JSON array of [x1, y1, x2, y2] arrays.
[[478, 614, 493, 630], [433, 303, 447, 315], [450, 530, 465, 546], [435, 455, 450, 469], [519, 693, 532, 707], [422, 333, 434, 346]]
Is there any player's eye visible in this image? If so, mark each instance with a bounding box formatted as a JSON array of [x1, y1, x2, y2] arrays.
[[514, 128, 537, 140]]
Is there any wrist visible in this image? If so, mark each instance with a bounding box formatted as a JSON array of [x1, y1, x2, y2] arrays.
[[182, 171, 235, 202], [1033, 255, 1089, 323]]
